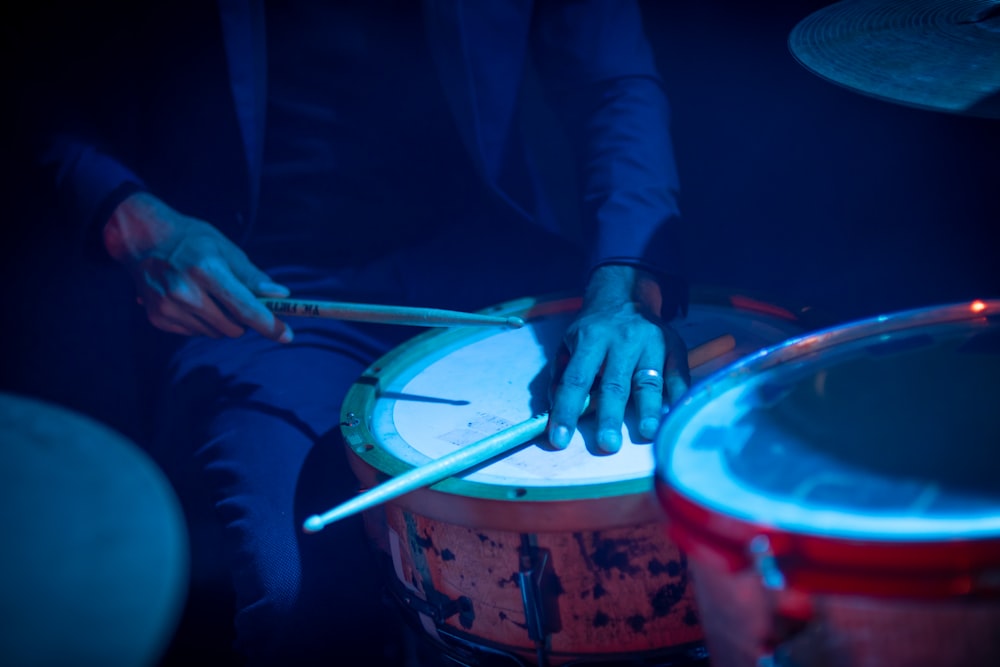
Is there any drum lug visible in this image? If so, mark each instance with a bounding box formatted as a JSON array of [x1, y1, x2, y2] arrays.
[[749, 534, 785, 590], [394, 584, 474, 628], [757, 648, 802, 667], [517, 536, 559, 667], [749, 535, 815, 667], [517, 544, 553, 642]]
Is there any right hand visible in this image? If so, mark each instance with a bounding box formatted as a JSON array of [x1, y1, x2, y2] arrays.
[[104, 192, 293, 342]]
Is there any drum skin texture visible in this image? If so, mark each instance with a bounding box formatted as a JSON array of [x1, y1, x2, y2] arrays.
[[655, 299, 1000, 667], [340, 293, 811, 663]]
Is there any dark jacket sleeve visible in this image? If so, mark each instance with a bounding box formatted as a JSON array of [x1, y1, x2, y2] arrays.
[[39, 138, 147, 239], [530, 0, 685, 302], [15, 5, 149, 252]]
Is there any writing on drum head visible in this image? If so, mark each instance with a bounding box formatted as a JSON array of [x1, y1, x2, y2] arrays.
[[438, 412, 515, 447]]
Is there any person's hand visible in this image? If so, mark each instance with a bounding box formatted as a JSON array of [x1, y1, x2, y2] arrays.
[[547, 264, 689, 453], [103, 192, 293, 342]]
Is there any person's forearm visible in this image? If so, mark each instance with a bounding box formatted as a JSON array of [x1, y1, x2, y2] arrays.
[[583, 264, 663, 317], [37, 135, 146, 258], [40, 136, 146, 231], [531, 0, 683, 278], [555, 76, 681, 275], [556, 75, 687, 319]]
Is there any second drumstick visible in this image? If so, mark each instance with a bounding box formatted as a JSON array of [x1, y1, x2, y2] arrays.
[[260, 297, 525, 329]]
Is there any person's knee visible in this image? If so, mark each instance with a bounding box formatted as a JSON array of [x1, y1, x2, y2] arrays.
[[230, 553, 306, 657]]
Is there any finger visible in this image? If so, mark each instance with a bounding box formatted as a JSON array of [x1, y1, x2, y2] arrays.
[[593, 346, 639, 454], [148, 318, 194, 337], [168, 279, 246, 338], [140, 271, 234, 338], [632, 348, 667, 442], [200, 262, 293, 343], [233, 258, 291, 299], [546, 343, 572, 406], [663, 327, 691, 409], [148, 305, 220, 338], [548, 341, 605, 450], [255, 279, 291, 298], [159, 299, 224, 337], [201, 298, 246, 338]]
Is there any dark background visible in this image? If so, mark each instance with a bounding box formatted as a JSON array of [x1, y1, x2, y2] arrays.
[[1, 1, 997, 664], [646, 2, 998, 319]]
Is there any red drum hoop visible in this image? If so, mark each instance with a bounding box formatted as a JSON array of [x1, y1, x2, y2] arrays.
[[657, 484, 1000, 599]]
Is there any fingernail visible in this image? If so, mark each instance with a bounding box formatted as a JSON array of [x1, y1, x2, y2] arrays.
[[279, 328, 294, 344], [640, 418, 659, 439], [550, 425, 572, 449], [597, 429, 622, 454], [259, 281, 290, 296]]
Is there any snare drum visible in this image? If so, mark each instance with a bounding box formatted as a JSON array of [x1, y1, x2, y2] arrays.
[[340, 291, 812, 665], [655, 300, 1000, 667]]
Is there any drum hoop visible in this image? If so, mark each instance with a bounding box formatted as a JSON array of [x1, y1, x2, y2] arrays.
[[654, 299, 1000, 598], [657, 479, 1000, 599], [341, 290, 817, 528]]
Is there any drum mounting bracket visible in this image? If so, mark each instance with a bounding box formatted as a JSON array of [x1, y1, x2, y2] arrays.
[[390, 579, 474, 629]]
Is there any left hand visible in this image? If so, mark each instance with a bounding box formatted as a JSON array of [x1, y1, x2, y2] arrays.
[[547, 265, 689, 453]]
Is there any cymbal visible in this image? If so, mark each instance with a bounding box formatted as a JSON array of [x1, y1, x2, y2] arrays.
[[789, 0, 1000, 119], [0, 393, 188, 666]]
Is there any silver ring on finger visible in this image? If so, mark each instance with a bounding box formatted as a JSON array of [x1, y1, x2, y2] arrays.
[[632, 368, 662, 385]]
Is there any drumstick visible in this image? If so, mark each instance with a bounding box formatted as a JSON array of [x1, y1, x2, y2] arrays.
[[260, 297, 525, 329], [302, 333, 737, 534], [688, 333, 736, 369]]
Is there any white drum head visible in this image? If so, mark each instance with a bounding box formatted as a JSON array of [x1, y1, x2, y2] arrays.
[[347, 294, 807, 501]]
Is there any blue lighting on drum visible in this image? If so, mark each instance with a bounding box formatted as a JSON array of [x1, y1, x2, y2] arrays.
[[866, 333, 935, 357]]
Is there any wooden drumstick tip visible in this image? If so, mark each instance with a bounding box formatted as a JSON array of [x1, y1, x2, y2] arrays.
[[688, 333, 736, 369], [506, 316, 525, 329], [303, 515, 324, 533]]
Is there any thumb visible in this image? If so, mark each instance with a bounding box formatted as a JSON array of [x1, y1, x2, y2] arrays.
[[227, 252, 290, 298], [254, 278, 291, 298]]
